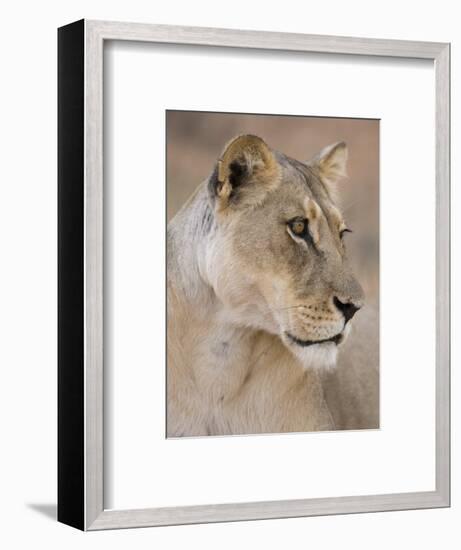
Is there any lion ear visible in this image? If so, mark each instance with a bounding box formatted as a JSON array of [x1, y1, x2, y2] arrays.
[[310, 141, 348, 187], [209, 135, 280, 211]]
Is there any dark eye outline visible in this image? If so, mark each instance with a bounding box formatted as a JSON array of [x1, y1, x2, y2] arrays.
[[287, 217, 311, 243], [340, 228, 353, 240]]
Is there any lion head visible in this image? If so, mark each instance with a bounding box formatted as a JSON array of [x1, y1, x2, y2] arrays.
[[203, 134, 364, 370]]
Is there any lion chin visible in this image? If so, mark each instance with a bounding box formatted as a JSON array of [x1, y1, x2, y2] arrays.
[[281, 324, 350, 371], [285, 340, 338, 371]]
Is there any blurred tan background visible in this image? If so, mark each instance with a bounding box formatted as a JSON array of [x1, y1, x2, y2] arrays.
[[166, 110, 379, 429]]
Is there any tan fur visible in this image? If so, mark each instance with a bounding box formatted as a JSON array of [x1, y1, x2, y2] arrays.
[[215, 135, 282, 213], [167, 136, 364, 437]]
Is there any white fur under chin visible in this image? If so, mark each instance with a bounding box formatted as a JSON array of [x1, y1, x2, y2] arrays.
[[283, 324, 351, 372], [288, 341, 339, 371]]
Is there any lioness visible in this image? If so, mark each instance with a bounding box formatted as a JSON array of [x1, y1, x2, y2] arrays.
[[167, 135, 365, 437]]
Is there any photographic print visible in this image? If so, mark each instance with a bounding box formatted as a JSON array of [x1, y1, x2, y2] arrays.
[[166, 110, 379, 438], [57, 21, 449, 529]]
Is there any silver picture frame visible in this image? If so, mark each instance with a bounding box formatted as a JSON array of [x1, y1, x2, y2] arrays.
[[58, 19, 450, 531]]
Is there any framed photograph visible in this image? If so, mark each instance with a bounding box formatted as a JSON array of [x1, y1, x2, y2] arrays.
[[58, 19, 450, 530]]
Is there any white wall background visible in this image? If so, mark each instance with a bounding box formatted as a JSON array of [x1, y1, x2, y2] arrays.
[[0, 0, 457, 548]]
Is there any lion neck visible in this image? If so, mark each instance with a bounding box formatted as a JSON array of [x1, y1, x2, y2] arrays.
[[167, 183, 216, 312], [167, 183, 263, 387]]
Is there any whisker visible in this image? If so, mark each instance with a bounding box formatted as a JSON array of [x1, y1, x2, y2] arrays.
[[274, 305, 310, 312], [256, 305, 310, 322]]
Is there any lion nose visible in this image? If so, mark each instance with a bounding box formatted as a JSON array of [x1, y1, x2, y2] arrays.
[[333, 296, 361, 323]]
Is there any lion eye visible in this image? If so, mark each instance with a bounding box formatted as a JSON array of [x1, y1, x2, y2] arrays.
[[289, 218, 308, 237], [340, 228, 352, 239]]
